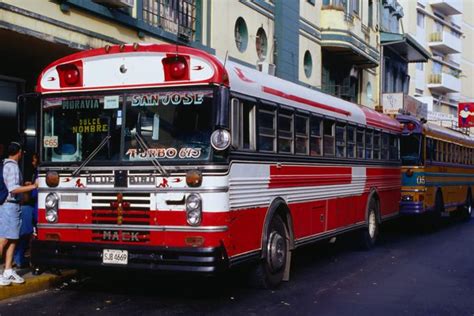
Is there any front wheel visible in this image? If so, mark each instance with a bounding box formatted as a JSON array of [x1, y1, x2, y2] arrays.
[[249, 215, 289, 289], [359, 198, 379, 250]]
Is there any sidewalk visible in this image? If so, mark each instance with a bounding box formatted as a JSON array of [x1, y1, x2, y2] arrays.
[[0, 265, 76, 301]]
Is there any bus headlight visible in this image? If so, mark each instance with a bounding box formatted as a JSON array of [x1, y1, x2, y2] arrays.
[[45, 193, 59, 223], [210, 129, 231, 151], [186, 193, 202, 226], [45, 210, 58, 223]]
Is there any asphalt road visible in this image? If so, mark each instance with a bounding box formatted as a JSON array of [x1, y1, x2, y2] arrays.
[[1, 216, 474, 316]]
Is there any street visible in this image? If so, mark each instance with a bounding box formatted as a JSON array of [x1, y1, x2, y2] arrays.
[[1, 216, 473, 316]]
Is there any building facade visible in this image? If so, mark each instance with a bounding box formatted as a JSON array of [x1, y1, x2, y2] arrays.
[[2, 0, 435, 152], [460, 0, 474, 105], [400, 0, 463, 127]]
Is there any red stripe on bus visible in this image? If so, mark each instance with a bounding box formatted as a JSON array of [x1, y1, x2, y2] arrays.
[[269, 165, 352, 188], [262, 86, 351, 116]]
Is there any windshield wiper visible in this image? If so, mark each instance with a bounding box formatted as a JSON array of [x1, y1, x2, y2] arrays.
[[72, 135, 111, 177], [134, 133, 169, 177]]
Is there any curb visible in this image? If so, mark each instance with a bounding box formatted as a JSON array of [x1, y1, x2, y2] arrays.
[[0, 270, 77, 301]]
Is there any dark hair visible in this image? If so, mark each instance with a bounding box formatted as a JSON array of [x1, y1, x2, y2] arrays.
[[7, 142, 22, 156]]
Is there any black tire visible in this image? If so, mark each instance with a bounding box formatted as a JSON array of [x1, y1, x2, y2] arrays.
[[359, 198, 379, 250], [249, 215, 288, 289], [427, 191, 443, 230], [461, 192, 472, 222]]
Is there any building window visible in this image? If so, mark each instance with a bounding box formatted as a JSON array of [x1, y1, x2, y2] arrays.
[[432, 62, 442, 75], [304, 50, 313, 78], [352, 0, 359, 15], [142, 0, 196, 40], [256, 27, 268, 61], [235, 17, 248, 52], [416, 12, 424, 28], [368, 0, 373, 27], [366, 82, 372, 104]]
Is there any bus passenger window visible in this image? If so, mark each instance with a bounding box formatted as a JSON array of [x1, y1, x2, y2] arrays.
[[231, 98, 256, 150], [433, 139, 438, 161], [335, 123, 346, 158], [295, 115, 309, 155], [323, 119, 335, 156], [389, 134, 399, 160], [381, 133, 389, 160], [346, 126, 355, 158], [278, 110, 294, 154], [310, 116, 322, 156], [447, 143, 452, 162], [426, 138, 434, 162], [357, 128, 365, 159], [373, 132, 381, 159], [365, 130, 373, 159], [258, 106, 276, 152]]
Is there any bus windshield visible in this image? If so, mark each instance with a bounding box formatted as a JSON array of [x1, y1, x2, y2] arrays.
[[400, 134, 422, 165], [123, 89, 214, 162], [42, 95, 122, 163], [42, 89, 214, 164]]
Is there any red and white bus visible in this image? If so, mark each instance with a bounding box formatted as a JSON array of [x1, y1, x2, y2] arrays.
[[31, 44, 401, 288]]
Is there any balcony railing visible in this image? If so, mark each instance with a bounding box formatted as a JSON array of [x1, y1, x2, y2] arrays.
[[428, 72, 461, 94], [429, 31, 462, 54], [142, 0, 196, 41]]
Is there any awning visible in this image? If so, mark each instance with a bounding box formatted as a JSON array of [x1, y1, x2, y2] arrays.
[[381, 32, 430, 63]]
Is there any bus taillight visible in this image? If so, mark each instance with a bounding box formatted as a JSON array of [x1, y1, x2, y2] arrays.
[[57, 61, 83, 87], [162, 55, 190, 81]]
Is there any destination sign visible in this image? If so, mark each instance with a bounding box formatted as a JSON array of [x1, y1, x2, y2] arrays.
[[131, 91, 209, 107], [62, 99, 100, 110]]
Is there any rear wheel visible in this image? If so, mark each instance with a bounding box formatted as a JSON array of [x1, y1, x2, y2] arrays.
[[250, 215, 288, 289], [359, 198, 379, 250]]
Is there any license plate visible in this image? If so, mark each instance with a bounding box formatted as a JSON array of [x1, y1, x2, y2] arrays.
[[102, 249, 128, 265]]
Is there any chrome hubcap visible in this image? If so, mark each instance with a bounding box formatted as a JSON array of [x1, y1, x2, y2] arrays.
[[368, 210, 377, 239], [267, 231, 286, 272]]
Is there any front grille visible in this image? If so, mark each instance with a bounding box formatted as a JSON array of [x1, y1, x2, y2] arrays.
[[91, 192, 152, 244], [91, 192, 151, 225]]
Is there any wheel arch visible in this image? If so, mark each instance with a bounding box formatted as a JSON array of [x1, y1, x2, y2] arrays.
[[260, 197, 295, 259]]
